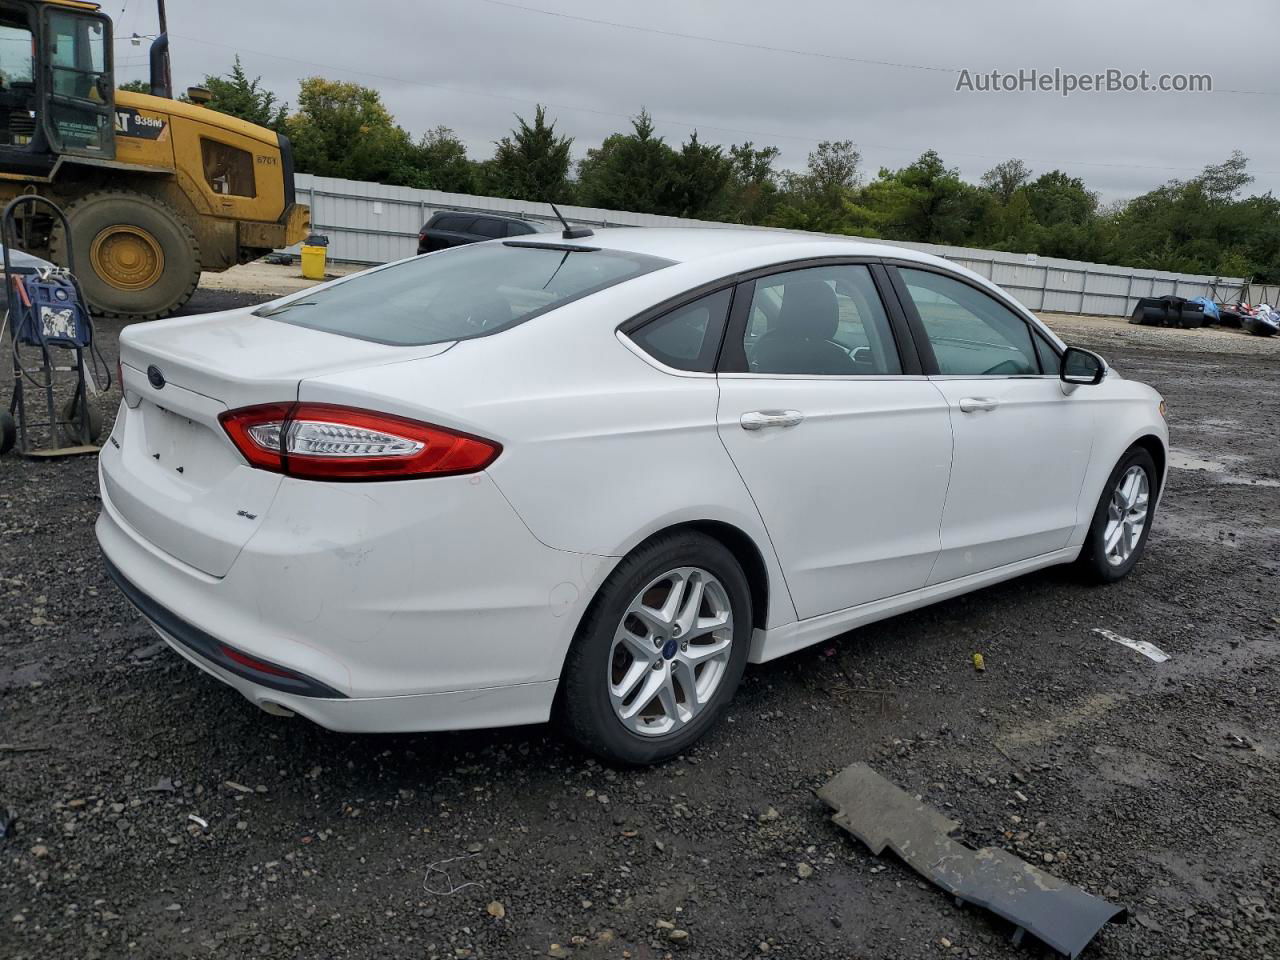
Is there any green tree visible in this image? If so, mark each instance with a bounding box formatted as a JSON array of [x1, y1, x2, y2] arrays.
[[859, 151, 980, 244], [1023, 171, 1097, 227], [575, 110, 677, 213], [719, 141, 782, 223], [980, 158, 1032, 204], [414, 126, 476, 193], [117, 79, 151, 94], [769, 140, 863, 233], [667, 131, 732, 218], [1103, 153, 1279, 281], [190, 56, 287, 132], [806, 139, 861, 202], [286, 77, 417, 184], [486, 105, 573, 202]]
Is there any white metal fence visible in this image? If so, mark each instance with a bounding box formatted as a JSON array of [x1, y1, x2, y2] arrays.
[[294, 173, 1265, 318]]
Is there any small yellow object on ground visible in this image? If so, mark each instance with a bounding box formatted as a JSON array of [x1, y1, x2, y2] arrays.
[[300, 243, 327, 280], [972, 653, 985, 672]]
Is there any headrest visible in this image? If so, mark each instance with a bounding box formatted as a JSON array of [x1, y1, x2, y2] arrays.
[[776, 279, 839, 341]]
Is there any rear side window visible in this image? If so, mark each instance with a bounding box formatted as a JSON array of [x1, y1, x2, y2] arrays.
[[505, 221, 537, 237], [201, 139, 256, 197], [471, 218, 506, 239], [628, 288, 732, 372], [257, 243, 672, 346]]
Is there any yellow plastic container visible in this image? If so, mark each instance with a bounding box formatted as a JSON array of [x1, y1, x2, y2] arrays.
[[300, 244, 327, 280]]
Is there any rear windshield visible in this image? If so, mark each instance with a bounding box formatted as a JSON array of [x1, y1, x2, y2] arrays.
[[256, 243, 672, 346]]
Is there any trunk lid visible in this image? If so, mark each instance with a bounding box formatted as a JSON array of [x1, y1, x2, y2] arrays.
[[103, 307, 453, 577]]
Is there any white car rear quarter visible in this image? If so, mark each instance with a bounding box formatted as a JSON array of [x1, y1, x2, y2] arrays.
[[98, 228, 1167, 736]]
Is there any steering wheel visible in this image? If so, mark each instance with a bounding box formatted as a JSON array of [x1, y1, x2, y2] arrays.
[[982, 359, 1026, 375]]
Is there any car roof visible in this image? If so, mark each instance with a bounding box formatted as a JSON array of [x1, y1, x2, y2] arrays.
[[514, 226, 952, 270], [432, 211, 541, 226]]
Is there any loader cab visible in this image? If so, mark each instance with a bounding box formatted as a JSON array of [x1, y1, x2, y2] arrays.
[[0, 0, 113, 174]]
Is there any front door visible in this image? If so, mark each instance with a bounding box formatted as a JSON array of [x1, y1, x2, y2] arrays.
[[40, 5, 114, 160], [890, 265, 1095, 583], [716, 262, 954, 620]]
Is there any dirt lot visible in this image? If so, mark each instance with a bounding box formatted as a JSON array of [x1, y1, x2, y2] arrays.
[[1, 288, 1277, 960]]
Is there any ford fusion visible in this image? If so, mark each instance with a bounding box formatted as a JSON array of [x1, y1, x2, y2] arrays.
[[99, 228, 1167, 764]]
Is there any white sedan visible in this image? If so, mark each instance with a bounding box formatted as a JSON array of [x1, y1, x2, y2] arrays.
[[98, 227, 1166, 764]]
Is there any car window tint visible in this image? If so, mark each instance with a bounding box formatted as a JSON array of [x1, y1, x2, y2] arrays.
[[899, 269, 1038, 376], [433, 215, 473, 232], [629, 288, 732, 372], [471, 218, 507, 239], [505, 221, 536, 237], [743, 265, 901, 376], [257, 244, 672, 346], [1033, 329, 1060, 375]]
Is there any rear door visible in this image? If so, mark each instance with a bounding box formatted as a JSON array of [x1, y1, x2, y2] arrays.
[[887, 264, 1095, 583], [715, 261, 954, 619]]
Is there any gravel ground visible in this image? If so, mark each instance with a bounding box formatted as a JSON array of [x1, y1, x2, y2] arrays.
[[1, 291, 1277, 960]]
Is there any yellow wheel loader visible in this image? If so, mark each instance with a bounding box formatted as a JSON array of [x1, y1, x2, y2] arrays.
[[0, 0, 309, 319]]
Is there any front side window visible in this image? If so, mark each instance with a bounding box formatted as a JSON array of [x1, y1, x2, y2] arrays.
[[1033, 329, 1060, 375], [899, 268, 1037, 376], [743, 264, 901, 376], [629, 288, 731, 372], [257, 242, 671, 345], [201, 139, 256, 197]]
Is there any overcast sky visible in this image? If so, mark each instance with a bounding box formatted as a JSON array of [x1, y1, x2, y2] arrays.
[[115, 0, 1279, 203]]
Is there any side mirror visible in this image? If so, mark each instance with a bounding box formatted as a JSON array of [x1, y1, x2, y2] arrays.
[[1060, 346, 1105, 386]]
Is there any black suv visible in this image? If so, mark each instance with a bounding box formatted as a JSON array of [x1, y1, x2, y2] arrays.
[[417, 212, 550, 254]]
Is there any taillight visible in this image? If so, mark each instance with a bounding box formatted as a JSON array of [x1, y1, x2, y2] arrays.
[[218, 403, 500, 481]]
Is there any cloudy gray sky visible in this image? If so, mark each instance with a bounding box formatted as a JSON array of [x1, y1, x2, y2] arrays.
[[115, 0, 1279, 202]]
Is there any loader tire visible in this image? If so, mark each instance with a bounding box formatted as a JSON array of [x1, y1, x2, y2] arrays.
[[49, 190, 201, 321]]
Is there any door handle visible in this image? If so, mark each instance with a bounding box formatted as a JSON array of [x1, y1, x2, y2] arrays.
[[958, 397, 1000, 413], [740, 410, 805, 431]]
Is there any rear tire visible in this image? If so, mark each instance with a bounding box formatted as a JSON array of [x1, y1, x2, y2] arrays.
[[559, 532, 752, 765], [1078, 447, 1158, 583], [49, 190, 201, 320]]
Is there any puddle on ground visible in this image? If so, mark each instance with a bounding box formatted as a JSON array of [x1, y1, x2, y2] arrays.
[[1168, 448, 1280, 487]]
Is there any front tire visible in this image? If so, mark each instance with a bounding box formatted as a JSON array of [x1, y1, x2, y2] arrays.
[[1078, 447, 1158, 582], [49, 190, 201, 320], [559, 532, 752, 765]]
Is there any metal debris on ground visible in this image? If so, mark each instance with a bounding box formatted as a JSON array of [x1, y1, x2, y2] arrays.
[[1092, 628, 1170, 663], [424, 853, 483, 896], [817, 762, 1127, 959], [972, 653, 986, 672], [187, 814, 209, 831]]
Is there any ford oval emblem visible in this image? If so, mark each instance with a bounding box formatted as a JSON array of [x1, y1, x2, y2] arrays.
[[147, 364, 165, 389]]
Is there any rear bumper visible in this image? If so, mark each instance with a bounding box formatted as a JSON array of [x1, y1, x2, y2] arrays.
[[103, 555, 344, 699], [96, 460, 614, 733], [146, 609, 557, 733]]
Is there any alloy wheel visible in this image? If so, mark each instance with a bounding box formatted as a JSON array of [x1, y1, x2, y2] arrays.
[[607, 566, 734, 737], [1103, 465, 1149, 566]]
